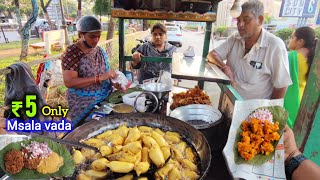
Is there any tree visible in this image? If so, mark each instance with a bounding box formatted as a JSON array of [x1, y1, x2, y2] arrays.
[[0, 0, 41, 18], [77, 0, 81, 19], [14, 0, 39, 60], [93, 0, 115, 58], [40, 0, 54, 29], [92, 0, 113, 40]]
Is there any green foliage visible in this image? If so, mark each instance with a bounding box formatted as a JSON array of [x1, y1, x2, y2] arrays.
[[70, 13, 77, 18], [149, 20, 161, 27], [214, 26, 228, 36], [0, 38, 42, 51], [264, 14, 272, 24], [315, 28, 320, 40], [275, 28, 295, 42], [93, 0, 111, 16]]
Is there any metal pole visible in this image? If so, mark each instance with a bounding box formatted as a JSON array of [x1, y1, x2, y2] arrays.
[[65, 0, 69, 19], [119, 18, 125, 73], [202, 22, 212, 58], [59, 0, 70, 45], [0, 27, 9, 43], [297, 17, 302, 27]]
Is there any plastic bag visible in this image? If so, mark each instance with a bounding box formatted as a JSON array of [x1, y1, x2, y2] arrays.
[[158, 70, 173, 88], [122, 92, 147, 112], [112, 70, 132, 92]]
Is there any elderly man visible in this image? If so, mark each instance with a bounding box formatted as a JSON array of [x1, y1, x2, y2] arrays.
[[208, 0, 291, 100]]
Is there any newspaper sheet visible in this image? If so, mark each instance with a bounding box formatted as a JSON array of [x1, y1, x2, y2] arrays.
[[223, 99, 286, 180], [0, 135, 30, 150]]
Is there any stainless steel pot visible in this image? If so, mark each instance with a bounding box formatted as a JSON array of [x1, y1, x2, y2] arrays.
[[140, 82, 172, 99], [63, 113, 211, 179]]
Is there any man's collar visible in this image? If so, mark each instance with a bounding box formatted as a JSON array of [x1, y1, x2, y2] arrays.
[[256, 28, 268, 48]]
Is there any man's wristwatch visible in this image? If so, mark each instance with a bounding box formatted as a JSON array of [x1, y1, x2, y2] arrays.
[[285, 154, 307, 180]]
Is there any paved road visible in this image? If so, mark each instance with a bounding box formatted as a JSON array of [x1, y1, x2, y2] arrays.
[[175, 29, 224, 56], [176, 30, 205, 56], [0, 31, 22, 43]]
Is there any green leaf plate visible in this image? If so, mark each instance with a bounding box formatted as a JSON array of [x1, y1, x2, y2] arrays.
[[0, 137, 75, 179], [108, 87, 143, 104], [233, 106, 288, 165]]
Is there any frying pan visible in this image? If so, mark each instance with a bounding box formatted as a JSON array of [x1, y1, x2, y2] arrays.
[[63, 113, 211, 179]]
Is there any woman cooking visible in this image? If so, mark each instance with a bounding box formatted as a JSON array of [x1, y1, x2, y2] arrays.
[[61, 15, 119, 126]]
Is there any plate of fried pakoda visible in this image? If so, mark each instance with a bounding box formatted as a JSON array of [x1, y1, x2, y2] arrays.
[[170, 86, 211, 110], [0, 137, 75, 179], [234, 106, 288, 165]]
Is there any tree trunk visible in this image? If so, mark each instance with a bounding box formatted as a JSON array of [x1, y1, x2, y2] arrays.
[[17, 0, 39, 60], [106, 17, 115, 40], [14, 0, 23, 33], [77, 0, 82, 20], [143, 19, 148, 31], [106, 16, 115, 59], [40, 0, 54, 29]]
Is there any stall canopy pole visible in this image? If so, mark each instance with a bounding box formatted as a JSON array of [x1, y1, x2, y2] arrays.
[[119, 18, 125, 73], [202, 22, 212, 58]]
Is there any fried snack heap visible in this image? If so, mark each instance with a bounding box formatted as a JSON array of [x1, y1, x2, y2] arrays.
[[4, 141, 64, 175], [75, 124, 200, 180], [170, 86, 211, 110], [238, 118, 280, 161]]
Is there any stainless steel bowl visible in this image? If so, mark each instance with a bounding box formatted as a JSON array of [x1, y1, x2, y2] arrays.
[[141, 82, 172, 99], [170, 104, 223, 129], [63, 113, 211, 179]]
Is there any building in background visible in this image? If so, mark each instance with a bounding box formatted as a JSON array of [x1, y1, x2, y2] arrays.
[[46, 0, 62, 27], [216, 0, 275, 27]]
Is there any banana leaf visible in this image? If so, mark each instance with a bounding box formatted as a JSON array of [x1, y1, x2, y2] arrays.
[[233, 106, 288, 165], [0, 137, 75, 179], [108, 87, 143, 104]]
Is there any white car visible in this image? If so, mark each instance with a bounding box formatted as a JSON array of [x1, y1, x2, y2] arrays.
[[166, 26, 182, 47]]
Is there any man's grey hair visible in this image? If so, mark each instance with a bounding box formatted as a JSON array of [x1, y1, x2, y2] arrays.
[[241, 0, 264, 17]]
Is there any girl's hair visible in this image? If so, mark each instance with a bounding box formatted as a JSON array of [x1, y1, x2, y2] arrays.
[[295, 26, 318, 76]]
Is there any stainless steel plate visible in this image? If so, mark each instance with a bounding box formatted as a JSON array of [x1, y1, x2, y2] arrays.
[[170, 104, 223, 129]]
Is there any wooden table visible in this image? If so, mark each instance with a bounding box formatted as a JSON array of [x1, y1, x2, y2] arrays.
[[171, 53, 230, 89], [29, 42, 45, 53]]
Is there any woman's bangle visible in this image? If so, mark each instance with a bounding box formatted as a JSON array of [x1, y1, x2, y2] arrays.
[[98, 74, 102, 84], [95, 75, 100, 84]]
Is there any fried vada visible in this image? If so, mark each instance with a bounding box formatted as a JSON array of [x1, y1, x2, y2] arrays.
[[4, 149, 24, 174]]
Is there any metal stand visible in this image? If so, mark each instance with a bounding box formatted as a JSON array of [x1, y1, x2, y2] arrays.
[[0, 27, 9, 43]]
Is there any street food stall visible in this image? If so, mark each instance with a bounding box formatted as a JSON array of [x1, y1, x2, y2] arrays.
[[1, 0, 320, 179], [65, 1, 242, 179]]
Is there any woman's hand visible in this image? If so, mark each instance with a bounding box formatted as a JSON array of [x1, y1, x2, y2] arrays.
[[100, 69, 117, 82], [132, 52, 144, 66], [112, 82, 122, 90]]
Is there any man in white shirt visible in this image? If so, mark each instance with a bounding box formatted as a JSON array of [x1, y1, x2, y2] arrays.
[[208, 0, 292, 100]]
